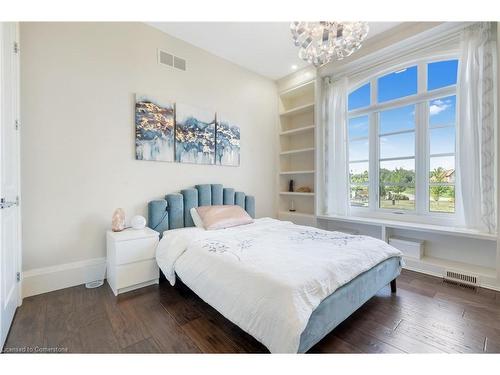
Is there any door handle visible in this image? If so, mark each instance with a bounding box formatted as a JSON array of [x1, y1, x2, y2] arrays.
[[0, 197, 19, 209]]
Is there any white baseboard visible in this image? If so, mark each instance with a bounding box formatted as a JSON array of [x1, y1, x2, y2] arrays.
[[403, 263, 500, 292], [22, 257, 106, 298]]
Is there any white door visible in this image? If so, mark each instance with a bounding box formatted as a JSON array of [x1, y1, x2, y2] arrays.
[[0, 22, 21, 350]]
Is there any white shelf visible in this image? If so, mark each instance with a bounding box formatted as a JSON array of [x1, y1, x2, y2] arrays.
[[279, 170, 315, 175], [279, 80, 315, 100], [278, 79, 316, 228], [280, 147, 315, 156], [279, 102, 315, 117], [316, 214, 498, 241], [280, 125, 315, 136], [279, 192, 315, 196]]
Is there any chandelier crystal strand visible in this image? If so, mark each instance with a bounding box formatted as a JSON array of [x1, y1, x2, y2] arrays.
[[290, 22, 369, 67]]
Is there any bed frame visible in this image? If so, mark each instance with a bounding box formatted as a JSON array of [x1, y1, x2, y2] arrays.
[[148, 183, 400, 353]]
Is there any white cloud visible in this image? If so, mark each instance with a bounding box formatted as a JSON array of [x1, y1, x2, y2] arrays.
[[429, 99, 451, 116]]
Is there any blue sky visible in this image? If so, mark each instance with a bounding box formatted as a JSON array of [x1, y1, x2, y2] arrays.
[[378, 66, 418, 103], [428, 60, 458, 91], [348, 83, 370, 111], [349, 138, 369, 161], [429, 95, 456, 127], [348, 60, 458, 172], [348, 60, 458, 110], [380, 105, 414, 134], [380, 132, 415, 159], [429, 95, 456, 171], [348, 116, 369, 139]]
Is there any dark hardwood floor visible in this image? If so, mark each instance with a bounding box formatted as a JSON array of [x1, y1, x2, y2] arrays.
[[3, 269, 500, 353]]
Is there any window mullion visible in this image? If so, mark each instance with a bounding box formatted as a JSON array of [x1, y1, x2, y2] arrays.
[[371, 76, 378, 106], [418, 60, 427, 94], [369, 111, 379, 211], [370, 76, 378, 212], [417, 58, 430, 220], [348, 86, 455, 118], [415, 101, 428, 214]]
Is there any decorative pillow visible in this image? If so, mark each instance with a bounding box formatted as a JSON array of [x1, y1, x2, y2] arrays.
[[195, 205, 253, 230], [190, 207, 205, 229]]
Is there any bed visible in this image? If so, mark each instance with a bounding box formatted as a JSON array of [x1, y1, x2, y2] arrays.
[[148, 184, 402, 353]]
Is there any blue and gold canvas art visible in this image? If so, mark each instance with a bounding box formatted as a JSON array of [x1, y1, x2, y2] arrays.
[[175, 103, 216, 164], [135, 95, 175, 162], [216, 116, 240, 166]]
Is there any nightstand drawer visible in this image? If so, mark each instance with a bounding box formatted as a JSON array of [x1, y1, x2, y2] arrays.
[[115, 259, 159, 289], [115, 237, 158, 265]]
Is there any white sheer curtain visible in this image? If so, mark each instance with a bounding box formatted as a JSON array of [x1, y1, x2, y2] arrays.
[[323, 77, 349, 216], [457, 22, 497, 233]]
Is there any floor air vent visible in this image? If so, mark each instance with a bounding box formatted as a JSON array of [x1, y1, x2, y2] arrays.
[[444, 270, 478, 289], [158, 49, 186, 71]]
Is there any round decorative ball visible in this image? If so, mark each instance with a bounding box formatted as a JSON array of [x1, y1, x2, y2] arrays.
[[131, 215, 146, 230]]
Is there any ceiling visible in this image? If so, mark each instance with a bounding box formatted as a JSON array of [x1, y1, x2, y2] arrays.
[[148, 22, 401, 80]]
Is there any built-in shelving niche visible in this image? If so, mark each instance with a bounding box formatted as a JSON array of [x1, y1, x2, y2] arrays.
[[278, 80, 317, 226]]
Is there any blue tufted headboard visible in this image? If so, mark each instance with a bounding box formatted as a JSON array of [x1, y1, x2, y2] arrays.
[[148, 184, 255, 234]]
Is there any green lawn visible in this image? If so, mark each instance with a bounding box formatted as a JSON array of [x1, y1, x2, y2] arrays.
[[429, 200, 455, 213], [379, 199, 415, 210], [379, 199, 455, 213]]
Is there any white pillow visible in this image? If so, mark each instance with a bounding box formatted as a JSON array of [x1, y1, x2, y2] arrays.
[[195, 205, 253, 230], [190, 207, 205, 228]]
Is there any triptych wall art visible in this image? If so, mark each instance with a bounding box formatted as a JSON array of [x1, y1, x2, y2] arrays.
[[135, 95, 240, 166]]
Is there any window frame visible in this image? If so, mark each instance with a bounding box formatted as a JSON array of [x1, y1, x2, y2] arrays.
[[348, 115, 370, 208], [346, 54, 459, 225]]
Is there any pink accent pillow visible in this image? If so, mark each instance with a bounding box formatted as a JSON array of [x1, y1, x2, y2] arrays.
[[195, 205, 253, 230]]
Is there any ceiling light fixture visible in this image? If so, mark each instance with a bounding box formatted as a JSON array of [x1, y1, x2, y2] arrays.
[[291, 64, 298, 70], [290, 22, 369, 67]]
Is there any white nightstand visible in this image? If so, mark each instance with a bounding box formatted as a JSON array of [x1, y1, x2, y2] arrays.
[[106, 227, 160, 296]]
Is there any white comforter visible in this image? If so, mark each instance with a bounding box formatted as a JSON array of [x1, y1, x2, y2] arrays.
[[156, 218, 402, 353]]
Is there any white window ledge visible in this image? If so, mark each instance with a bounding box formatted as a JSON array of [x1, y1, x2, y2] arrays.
[[316, 214, 497, 241]]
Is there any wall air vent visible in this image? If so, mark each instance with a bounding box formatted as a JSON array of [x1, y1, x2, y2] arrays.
[[158, 50, 173, 67], [173, 56, 186, 71], [158, 49, 186, 71], [444, 270, 478, 289]]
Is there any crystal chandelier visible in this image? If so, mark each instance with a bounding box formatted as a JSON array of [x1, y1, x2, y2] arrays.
[[290, 22, 369, 67]]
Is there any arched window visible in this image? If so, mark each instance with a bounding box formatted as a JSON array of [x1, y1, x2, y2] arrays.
[[347, 59, 458, 216]]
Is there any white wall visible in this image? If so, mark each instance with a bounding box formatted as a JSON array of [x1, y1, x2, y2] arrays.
[[20, 23, 278, 281]]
